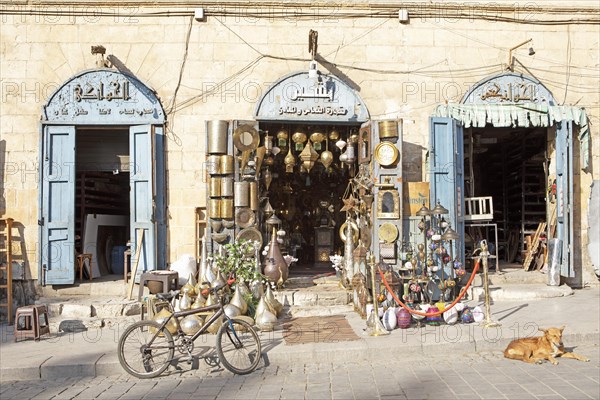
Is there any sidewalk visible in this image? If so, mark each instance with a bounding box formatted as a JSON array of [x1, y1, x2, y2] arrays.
[[1, 286, 598, 382]]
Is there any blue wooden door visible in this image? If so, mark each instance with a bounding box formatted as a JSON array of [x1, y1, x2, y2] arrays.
[[429, 117, 465, 263], [130, 125, 157, 280], [555, 121, 574, 278], [40, 125, 76, 284]]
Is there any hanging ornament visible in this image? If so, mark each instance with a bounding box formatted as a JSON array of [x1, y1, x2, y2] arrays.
[[264, 132, 273, 156], [335, 138, 347, 151], [277, 129, 288, 147], [329, 128, 340, 141], [284, 145, 295, 173], [299, 141, 319, 173], [264, 168, 273, 190], [320, 138, 333, 169]]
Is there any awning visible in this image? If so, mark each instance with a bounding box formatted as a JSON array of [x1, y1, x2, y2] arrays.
[[434, 103, 590, 170]]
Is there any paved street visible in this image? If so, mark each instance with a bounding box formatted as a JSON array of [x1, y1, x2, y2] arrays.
[[1, 343, 598, 400]]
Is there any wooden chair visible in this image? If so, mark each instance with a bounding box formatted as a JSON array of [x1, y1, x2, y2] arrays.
[[76, 253, 93, 281]]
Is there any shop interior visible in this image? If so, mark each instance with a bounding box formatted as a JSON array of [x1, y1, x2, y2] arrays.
[[258, 123, 362, 275], [464, 127, 548, 268], [75, 127, 130, 278]]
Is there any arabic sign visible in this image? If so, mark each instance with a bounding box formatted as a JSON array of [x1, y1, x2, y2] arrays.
[[461, 72, 556, 106], [254, 71, 369, 123], [43, 69, 165, 124]]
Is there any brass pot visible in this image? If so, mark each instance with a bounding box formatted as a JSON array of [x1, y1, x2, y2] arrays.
[[209, 177, 221, 197], [221, 198, 234, 219], [378, 121, 399, 139], [209, 199, 221, 219], [220, 155, 234, 174], [221, 177, 234, 197], [207, 120, 229, 154]]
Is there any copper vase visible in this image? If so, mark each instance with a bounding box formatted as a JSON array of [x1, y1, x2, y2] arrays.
[[263, 227, 288, 287]]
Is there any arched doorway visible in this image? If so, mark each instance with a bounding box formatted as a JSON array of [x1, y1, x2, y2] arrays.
[[253, 68, 370, 274], [40, 69, 166, 285], [432, 72, 589, 281]]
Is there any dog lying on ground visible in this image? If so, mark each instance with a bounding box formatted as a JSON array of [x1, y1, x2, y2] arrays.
[[504, 326, 590, 365]]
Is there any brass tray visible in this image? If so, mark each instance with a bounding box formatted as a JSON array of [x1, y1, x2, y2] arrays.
[[236, 227, 263, 248]]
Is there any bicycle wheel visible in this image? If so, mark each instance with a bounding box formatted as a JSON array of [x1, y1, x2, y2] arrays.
[[118, 320, 175, 379], [216, 318, 262, 375]]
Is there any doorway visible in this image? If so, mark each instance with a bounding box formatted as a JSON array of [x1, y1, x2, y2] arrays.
[[464, 127, 548, 267], [75, 127, 130, 278], [258, 122, 361, 276]]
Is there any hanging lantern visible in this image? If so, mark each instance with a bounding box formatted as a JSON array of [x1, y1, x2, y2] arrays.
[[284, 146, 295, 173], [264, 133, 273, 156], [277, 129, 288, 147], [264, 168, 273, 190], [335, 138, 347, 151], [431, 201, 449, 215], [292, 129, 307, 151], [320, 139, 333, 169], [310, 131, 326, 151], [329, 128, 340, 141], [299, 141, 319, 173]]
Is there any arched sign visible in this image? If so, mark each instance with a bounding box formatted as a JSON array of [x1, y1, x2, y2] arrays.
[[43, 69, 165, 124], [461, 72, 556, 106], [254, 70, 369, 123]]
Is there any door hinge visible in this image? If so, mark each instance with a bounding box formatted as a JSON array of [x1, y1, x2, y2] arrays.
[[38, 218, 44, 226]]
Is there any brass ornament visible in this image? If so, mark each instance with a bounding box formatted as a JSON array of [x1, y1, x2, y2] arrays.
[[339, 220, 359, 244], [379, 223, 399, 243], [374, 142, 400, 166], [254, 146, 266, 179], [299, 141, 319, 173], [178, 291, 192, 311], [233, 124, 259, 152], [180, 314, 204, 336], [230, 284, 249, 315], [264, 168, 273, 190], [378, 120, 399, 139], [220, 155, 235, 174], [284, 146, 296, 173]]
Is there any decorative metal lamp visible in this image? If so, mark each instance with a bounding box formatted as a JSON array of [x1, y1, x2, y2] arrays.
[[299, 141, 319, 172], [431, 201, 449, 215]]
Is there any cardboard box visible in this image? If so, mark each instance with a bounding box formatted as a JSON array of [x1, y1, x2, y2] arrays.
[[403, 182, 430, 216]]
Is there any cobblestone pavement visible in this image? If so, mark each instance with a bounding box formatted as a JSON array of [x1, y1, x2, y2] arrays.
[[1, 344, 598, 400]]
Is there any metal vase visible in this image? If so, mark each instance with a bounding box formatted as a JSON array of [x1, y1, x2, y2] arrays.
[[209, 177, 221, 197], [255, 297, 277, 332], [220, 198, 234, 219], [207, 155, 220, 175], [234, 181, 250, 207], [230, 284, 248, 315], [220, 155, 234, 174], [249, 182, 259, 211], [221, 177, 234, 197], [207, 120, 229, 154], [209, 199, 221, 219]]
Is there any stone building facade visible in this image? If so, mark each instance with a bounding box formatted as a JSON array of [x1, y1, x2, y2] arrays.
[[0, 1, 598, 292]]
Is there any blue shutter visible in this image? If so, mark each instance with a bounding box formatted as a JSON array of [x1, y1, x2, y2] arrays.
[[429, 117, 465, 263], [130, 125, 156, 280], [154, 126, 166, 270], [40, 125, 75, 284], [556, 121, 574, 278]]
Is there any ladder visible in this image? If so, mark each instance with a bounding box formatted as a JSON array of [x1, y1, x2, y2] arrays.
[[0, 218, 14, 325]]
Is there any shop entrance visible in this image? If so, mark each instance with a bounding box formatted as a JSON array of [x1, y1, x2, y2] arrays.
[[258, 123, 361, 276], [75, 127, 130, 278], [464, 127, 548, 267]]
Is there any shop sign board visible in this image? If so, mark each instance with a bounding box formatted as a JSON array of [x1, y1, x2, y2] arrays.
[[43, 69, 165, 124], [402, 182, 430, 216], [461, 72, 555, 106], [254, 71, 369, 123]]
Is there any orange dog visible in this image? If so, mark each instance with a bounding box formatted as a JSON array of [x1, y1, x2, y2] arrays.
[[504, 326, 590, 365]]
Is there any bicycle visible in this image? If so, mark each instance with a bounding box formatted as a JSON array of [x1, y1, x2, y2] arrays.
[[117, 282, 262, 379]]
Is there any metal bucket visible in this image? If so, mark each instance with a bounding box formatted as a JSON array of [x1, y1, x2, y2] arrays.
[[221, 177, 234, 197], [206, 155, 220, 175], [209, 177, 221, 197], [221, 198, 234, 219], [220, 155, 234, 174], [547, 238, 562, 286], [249, 181, 259, 211], [207, 120, 229, 154], [234, 182, 250, 207], [209, 199, 221, 219], [378, 121, 398, 139]]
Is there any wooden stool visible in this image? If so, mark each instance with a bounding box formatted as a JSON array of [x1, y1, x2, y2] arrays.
[[76, 253, 93, 281], [138, 271, 179, 301], [14, 305, 50, 342]]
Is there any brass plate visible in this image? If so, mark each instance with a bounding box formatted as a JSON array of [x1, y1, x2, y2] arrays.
[[236, 227, 263, 248], [233, 124, 259, 152], [374, 141, 399, 167], [379, 223, 399, 243], [235, 208, 255, 228]]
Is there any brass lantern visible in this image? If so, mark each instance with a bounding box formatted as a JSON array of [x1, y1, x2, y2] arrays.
[[299, 141, 319, 173]]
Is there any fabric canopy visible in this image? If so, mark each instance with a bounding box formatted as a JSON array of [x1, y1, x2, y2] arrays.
[[434, 103, 590, 169]]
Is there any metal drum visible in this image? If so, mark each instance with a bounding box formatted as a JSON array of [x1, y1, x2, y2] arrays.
[[234, 182, 250, 207], [209, 199, 221, 219], [221, 199, 234, 219], [209, 177, 221, 197], [220, 155, 234, 174], [206, 155, 220, 175], [207, 120, 229, 154], [378, 120, 399, 139], [221, 176, 234, 197], [249, 181, 259, 211]]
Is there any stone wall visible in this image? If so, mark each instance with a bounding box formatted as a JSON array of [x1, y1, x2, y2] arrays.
[[1, 3, 598, 278]]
